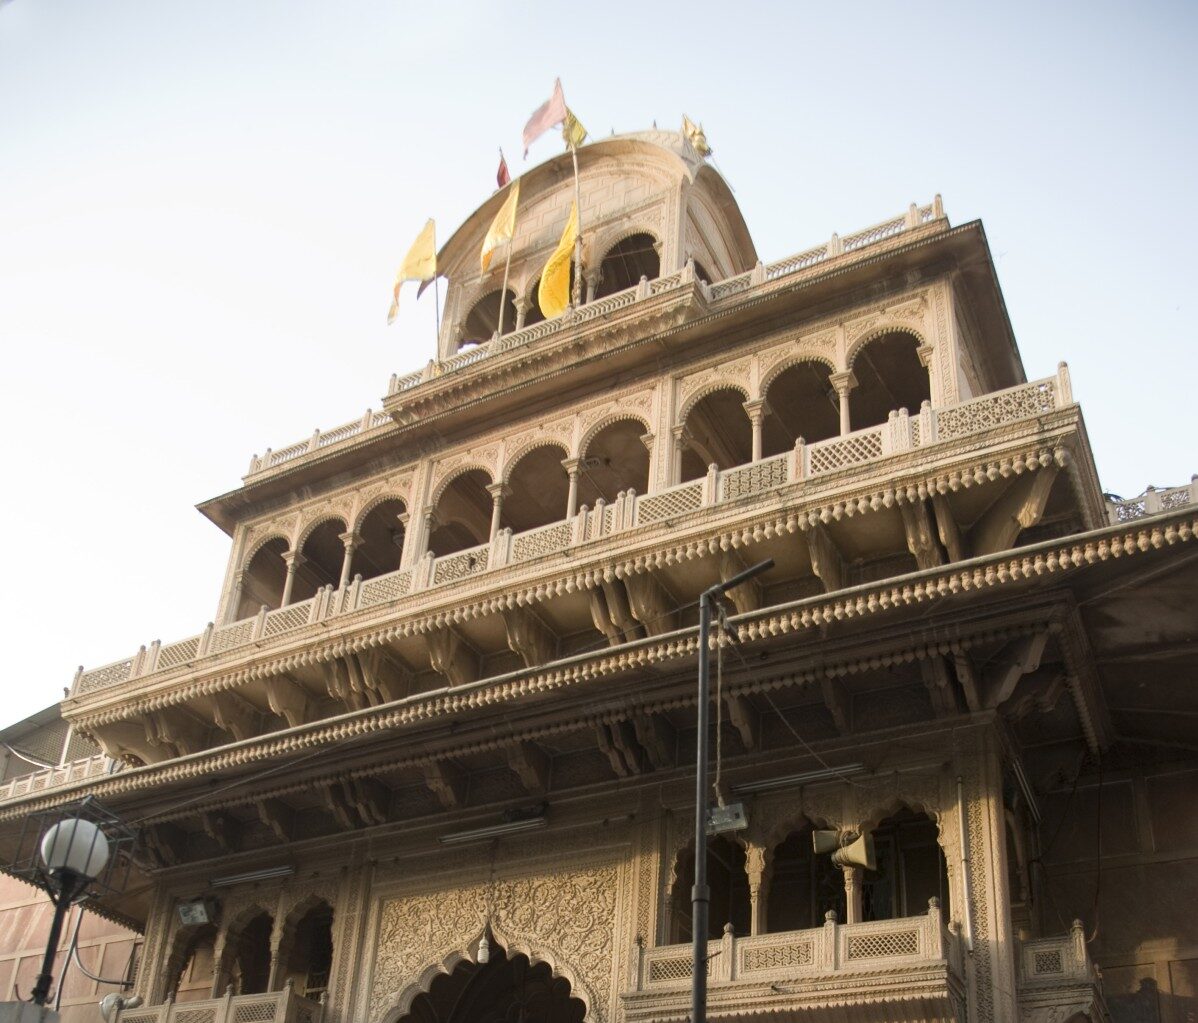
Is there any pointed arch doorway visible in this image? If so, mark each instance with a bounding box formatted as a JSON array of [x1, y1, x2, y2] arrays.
[[398, 944, 587, 1023]]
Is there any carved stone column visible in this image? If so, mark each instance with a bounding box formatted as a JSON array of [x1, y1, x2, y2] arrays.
[[585, 271, 601, 304], [562, 457, 583, 518], [829, 371, 857, 436], [513, 295, 530, 331], [841, 865, 863, 924], [419, 508, 438, 559], [746, 842, 771, 936], [743, 399, 768, 462], [486, 482, 511, 540], [337, 531, 360, 590], [280, 550, 305, 607], [670, 424, 692, 485]]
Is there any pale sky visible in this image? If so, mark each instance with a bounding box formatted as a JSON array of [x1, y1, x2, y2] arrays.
[[1, 1, 1194, 725]]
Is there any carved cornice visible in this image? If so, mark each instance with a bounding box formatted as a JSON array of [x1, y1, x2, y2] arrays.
[[13, 512, 1195, 823]]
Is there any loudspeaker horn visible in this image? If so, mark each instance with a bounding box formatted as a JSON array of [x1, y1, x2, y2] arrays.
[[830, 831, 876, 871], [812, 829, 841, 854]]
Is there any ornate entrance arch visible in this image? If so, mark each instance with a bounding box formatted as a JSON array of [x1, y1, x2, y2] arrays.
[[390, 943, 587, 1023]]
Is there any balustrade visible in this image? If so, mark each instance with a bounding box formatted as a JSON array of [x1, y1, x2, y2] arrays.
[[72, 372, 1078, 699], [115, 983, 323, 1023]]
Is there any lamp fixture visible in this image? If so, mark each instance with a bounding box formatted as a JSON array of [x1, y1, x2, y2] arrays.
[[731, 763, 865, 796], [439, 815, 547, 846], [210, 864, 295, 888]]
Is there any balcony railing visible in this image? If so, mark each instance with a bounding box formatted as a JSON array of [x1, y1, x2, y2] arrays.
[[1106, 477, 1197, 524], [624, 905, 963, 1021], [245, 199, 946, 478], [115, 984, 323, 1023], [0, 753, 116, 801], [1016, 922, 1108, 1022], [71, 369, 1076, 699]]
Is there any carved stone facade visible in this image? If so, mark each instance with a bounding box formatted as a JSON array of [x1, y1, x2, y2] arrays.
[[1, 131, 1193, 1023]]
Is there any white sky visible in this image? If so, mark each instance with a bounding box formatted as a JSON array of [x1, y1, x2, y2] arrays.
[[1, 1, 1194, 724]]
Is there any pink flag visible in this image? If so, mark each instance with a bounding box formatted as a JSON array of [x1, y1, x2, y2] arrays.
[[522, 78, 567, 157]]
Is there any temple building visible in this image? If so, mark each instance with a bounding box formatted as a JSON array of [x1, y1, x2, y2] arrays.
[[0, 129, 1195, 1023]]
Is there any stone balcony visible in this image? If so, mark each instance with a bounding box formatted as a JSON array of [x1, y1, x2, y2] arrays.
[[241, 200, 947, 482], [115, 984, 324, 1023], [623, 905, 965, 1023], [1016, 922, 1109, 1023], [68, 368, 1094, 708]]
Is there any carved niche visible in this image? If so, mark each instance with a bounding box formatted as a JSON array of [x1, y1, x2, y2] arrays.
[[368, 862, 619, 1023]]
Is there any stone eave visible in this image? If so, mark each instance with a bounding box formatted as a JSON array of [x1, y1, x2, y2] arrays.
[[26, 508, 1198, 825], [70, 411, 1095, 727], [196, 218, 1004, 533]]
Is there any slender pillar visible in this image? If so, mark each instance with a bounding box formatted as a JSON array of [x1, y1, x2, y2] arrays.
[[486, 483, 511, 541], [671, 424, 693, 485], [420, 508, 438, 558], [829, 371, 858, 436], [746, 843, 770, 936], [841, 865, 863, 924], [585, 272, 600, 304], [280, 551, 305, 607], [337, 531, 360, 589], [743, 399, 768, 462], [562, 458, 583, 518], [514, 295, 530, 331]]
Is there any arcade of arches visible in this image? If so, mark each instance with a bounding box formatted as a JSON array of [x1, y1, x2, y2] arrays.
[[168, 901, 334, 1002], [233, 331, 927, 618], [668, 810, 947, 943]]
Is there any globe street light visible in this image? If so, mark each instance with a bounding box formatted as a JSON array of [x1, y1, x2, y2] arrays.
[[30, 817, 111, 1005]]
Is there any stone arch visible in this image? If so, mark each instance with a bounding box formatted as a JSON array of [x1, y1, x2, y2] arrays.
[[845, 323, 928, 370], [500, 437, 571, 486], [846, 326, 932, 432], [241, 531, 291, 575], [293, 515, 351, 603], [665, 831, 752, 942], [678, 382, 753, 481], [236, 535, 290, 620], [295, 512, 349, 552], [457, 286, 518, 349], [760, 357, 841, 456], [758, 351, 838, 401], [853, 798, 952, 922], [502, 440, 572, 533], [352, 492, 409, 536], [590, 224, 662, 269], [214, 902, 275, 995], [161, 920, 217, 1000], [429, 463, 496, 508], [277, 893, 335, 997], [380, 923, 594, 1023], [578, 411, 652, 459], [677, 378, 751, 426]]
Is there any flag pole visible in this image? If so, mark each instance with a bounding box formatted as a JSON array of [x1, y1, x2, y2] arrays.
[[569, 141, 583, 308], [497, 197, 514, 340], [432, 221, 442, 355]]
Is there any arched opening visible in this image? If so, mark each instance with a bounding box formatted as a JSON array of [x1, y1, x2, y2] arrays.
[[282, 901, 335, 999], [668, 836, 750, 942], [168, 924, 216, 1002], [237, 537, 288, 620], [227, 910, 273, 995], [398, 944, 586, 1023], [691, 260, 712, 285], [292, 518, 348, 603], [680, 387, 751, 482], [762, 361, 839, 456], [460, 289, 518, 348], [578, 420, 650, 506], [355, 499, 407, 581], [522, 282, 545, 328], [861, 808, 947, 922], [766, 823, 847, 933], [503, 445, 570, 533], [430, 470, 492, 557], [595, 233, 659, 299], [850, 331, 931, 431]]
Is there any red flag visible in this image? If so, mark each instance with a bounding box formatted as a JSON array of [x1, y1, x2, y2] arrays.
[[522, 78, 567, 157], [497, 151, 510, 189]]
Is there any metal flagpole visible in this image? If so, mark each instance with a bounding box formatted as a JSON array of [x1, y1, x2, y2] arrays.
[[496, 185, 514, 339], [570, 142, 583, 308], [432, 221, 442, 355]]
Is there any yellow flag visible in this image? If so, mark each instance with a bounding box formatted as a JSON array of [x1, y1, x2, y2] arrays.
[[562, 107, 587, 150], [537, 202, 577, 320], [387, 218, 437, 325], [480, 180, 520, 274], [682, 114, 712, 157]]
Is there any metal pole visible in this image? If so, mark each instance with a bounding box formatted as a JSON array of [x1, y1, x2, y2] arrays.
[[31, 890, 72, 1005], [691, 590, 713, 1023], [690, 558, 773, 1023], [569, 143, 584, 308]]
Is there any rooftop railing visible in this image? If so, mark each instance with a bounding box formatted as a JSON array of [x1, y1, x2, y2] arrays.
[[115, 983, 323, 1023], [72, 368, 1075, 699], [1106, 478, 1198, 524], [0, 753, 116, 801], [245, 198, 945, 478]]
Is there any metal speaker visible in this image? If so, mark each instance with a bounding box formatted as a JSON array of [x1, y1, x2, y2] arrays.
[[706, 802, 749, 835], [177, 898, 214, 926], [831, 832, 876, 871], [812, 829, 841, 854]]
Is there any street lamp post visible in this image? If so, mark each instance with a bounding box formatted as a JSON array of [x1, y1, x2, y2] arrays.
[[691, 558, 773, 1023], [30, 817, 110, 1005]]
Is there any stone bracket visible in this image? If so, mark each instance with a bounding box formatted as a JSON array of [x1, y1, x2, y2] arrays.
[[502, 607, 556, 669], [424, 627, 479, 688], [423, 759, 466, 808], [506, 741, 550, 793]]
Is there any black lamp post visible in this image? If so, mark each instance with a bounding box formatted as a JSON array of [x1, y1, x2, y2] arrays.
[[10, 796, 136, 1007], [691, 558, 772, 1023]]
